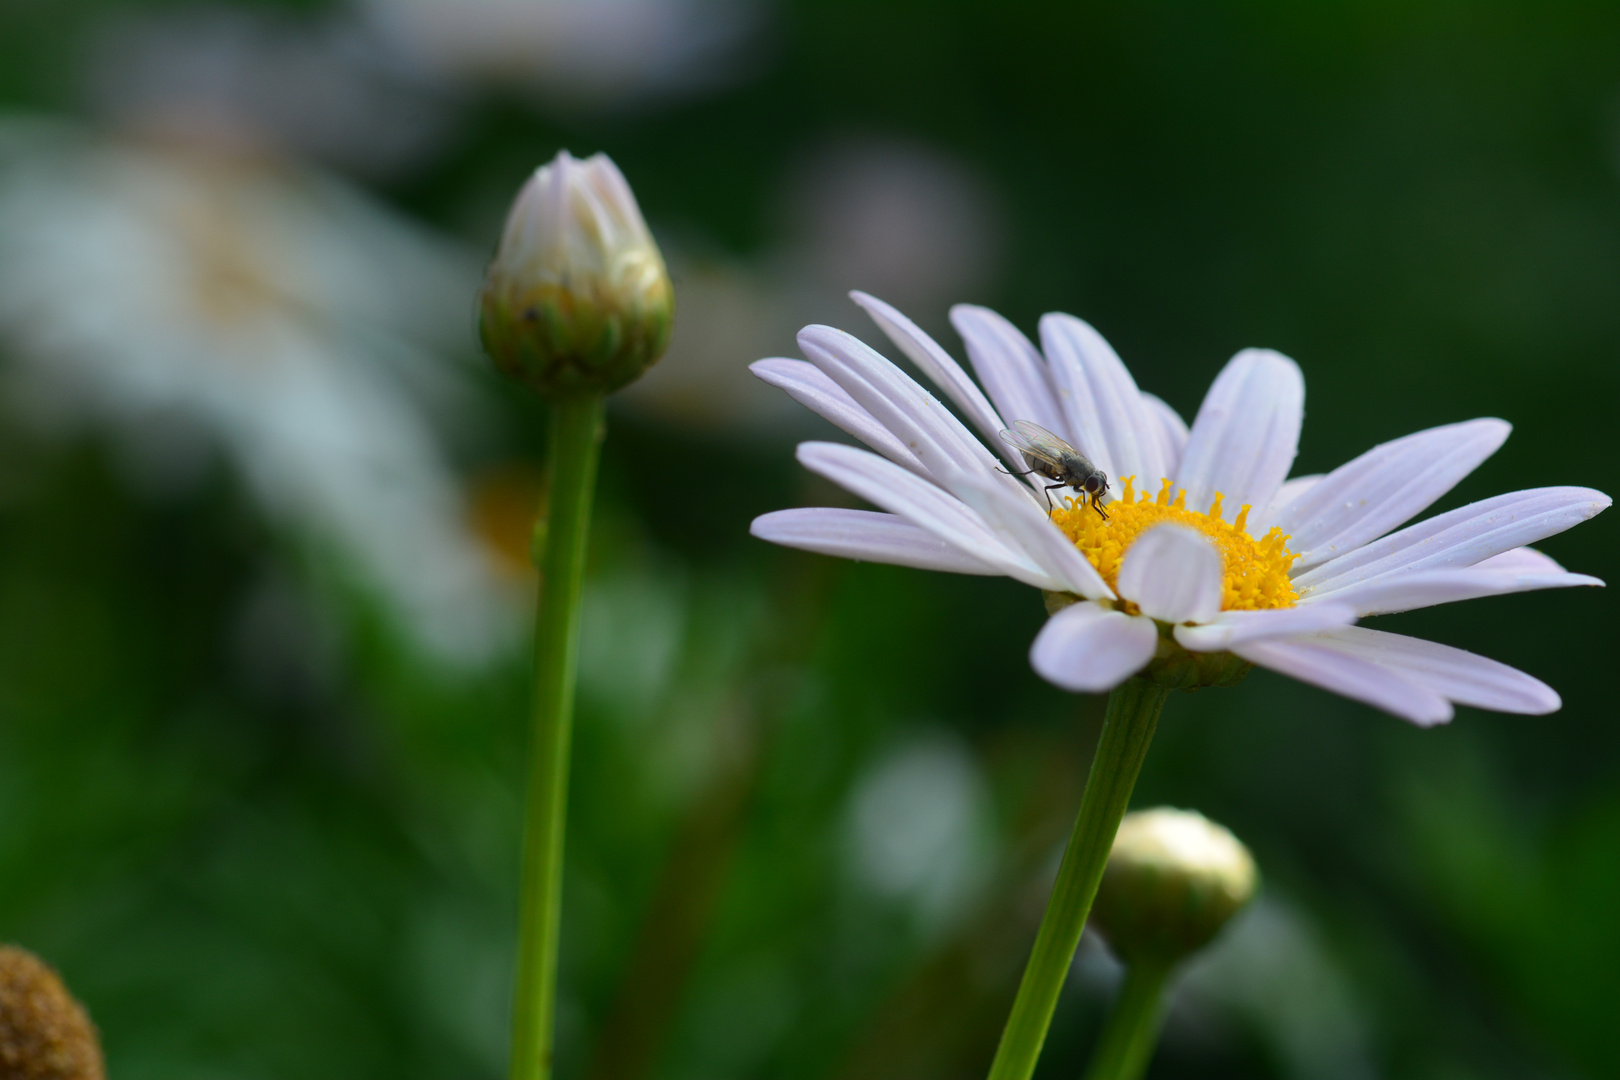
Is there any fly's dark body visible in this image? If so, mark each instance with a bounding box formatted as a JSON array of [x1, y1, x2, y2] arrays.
[[997, 420, 1111, 519]]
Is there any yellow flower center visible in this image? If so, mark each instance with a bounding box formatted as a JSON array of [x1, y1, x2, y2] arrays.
[[1049, 477, 1300, 613]]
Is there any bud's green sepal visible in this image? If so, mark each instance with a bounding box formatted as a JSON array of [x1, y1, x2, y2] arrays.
[[1091, 808, 1257, 968], [479, 151, 674, 397]]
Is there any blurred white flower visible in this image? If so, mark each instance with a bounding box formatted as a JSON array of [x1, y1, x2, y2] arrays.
[[784, 138, 1002, 317], [845, 733, 994, 931], [0, 119, 516, 666], [621, 139, 1004, 433], [87, 6, 455, 178], [363, 0, 766, 111], [1180, 897, 1375, 1080]]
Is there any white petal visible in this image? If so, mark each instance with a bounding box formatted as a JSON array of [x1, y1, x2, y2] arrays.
[[950, 304, 1066, 437], [1116, 524, 1222, 623], [1177, 349, 1304, 528], [851, 291, 1011, 459], [1174, 603, 1358, 651], [1271, 419, 1511, 569], [1038, 313, 1165, 484], [794, 442, 1056, 589], [751, 358, 928, 476], [1473, 546, 1566, 574], [1140, 392, 1189, 478], [1260, 474, 1324, 527], [1308, 561, 1602, 616], [953, 473, 1115, 600], [1295, 486, 1612, 595], [798, 324, 1000, 485], [1030, 602, 1158, 693], [1232, 637, 1454, 726], [750, 508, 1002, 575], [1301, 627, 1560, 715]]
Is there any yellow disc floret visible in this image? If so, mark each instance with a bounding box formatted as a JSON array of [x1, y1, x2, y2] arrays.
[[1050, 477, 1300, 613]]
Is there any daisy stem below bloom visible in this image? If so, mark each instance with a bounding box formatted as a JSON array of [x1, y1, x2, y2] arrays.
[[1081, 959, 1173, 1080], [987, 677, 1170, 1080], [510, 393, 607, 1080]]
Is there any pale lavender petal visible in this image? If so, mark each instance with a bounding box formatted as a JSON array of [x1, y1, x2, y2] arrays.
[[1177, 349, 1304, 527], [750, 508, 1001, 575], [1303, 627, 1560, 715], [750, 358, 927, 476], [798, 324, 1000, 484], [953, 473, 1115, 600], [1116, 524, 1222, 623], [1473, 546, 1565, 573], [1140, 393, 1189, 479], [1232, 637, 1453, 726], [950, 304, 1066, 437], [795, 441, 1055, 587], [1030, 602, 1158, 693], [1273, 419, 1512, 569], [1295, 487, 1611, 595], [1174, 603, 1357, 651], [1039, 313, 1165, 484], [1259, 474, 1324, 529], [852, 291, 1011, 458], [1308, 561, 1602, 616]]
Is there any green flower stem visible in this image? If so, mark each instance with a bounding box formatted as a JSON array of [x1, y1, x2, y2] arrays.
[[510, 393, 607, 1080], [1081, 960, 1173, 1080], [986, 677, 1170, 1080]]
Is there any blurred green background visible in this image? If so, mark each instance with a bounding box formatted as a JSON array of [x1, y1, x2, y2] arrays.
[[0, 1, 1617, 1078]]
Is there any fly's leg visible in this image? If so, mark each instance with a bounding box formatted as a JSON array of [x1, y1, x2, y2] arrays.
[[1090, 492, 1110, 521], [1043, 483, 1067, 516]]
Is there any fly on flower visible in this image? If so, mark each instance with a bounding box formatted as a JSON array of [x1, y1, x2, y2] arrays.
[[1001, 420, 1111, 519]]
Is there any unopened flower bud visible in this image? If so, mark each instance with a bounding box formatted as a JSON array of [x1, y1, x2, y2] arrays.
[[479, 150, 674, 397], [1090, 808, 1257, 968], [0, 945, 106, 1080]]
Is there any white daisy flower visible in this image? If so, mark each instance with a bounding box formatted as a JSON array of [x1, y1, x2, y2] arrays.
[[750, 292, 1610, 725]]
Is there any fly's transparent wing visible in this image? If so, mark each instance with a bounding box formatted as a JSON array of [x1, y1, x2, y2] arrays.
[[999, 420, 1083, 471]]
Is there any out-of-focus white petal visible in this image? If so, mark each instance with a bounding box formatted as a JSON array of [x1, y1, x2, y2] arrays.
[[1272, 419, 1512, 569], [950, 304, 1066, 437], [1115, 524, 1222, 623], [1312, 561, 1603, 616], [797, 324, 998, 483], [1177, 349, 1304, 528], [1038, 313, 1164, 484], [1174, 603, 1357, 651], [1140, 392, 1188, 479], [953, 473, 1115, 600], [851, 291, 1011, 459], [1030, 602, 1158, 693], [1302, 627, 1561, 715], [750, 358, 927, 476], [1232, 637, 1453, 726], [1295, 486, 1612, 595], [750, 508, 1002, 575], [794, 441, 1056, 587]]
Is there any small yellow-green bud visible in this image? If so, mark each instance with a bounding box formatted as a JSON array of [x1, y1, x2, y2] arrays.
[[478, 150, 674, 397], [0, 945, 106, 1080], [1090, 808, 1257, 968]]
